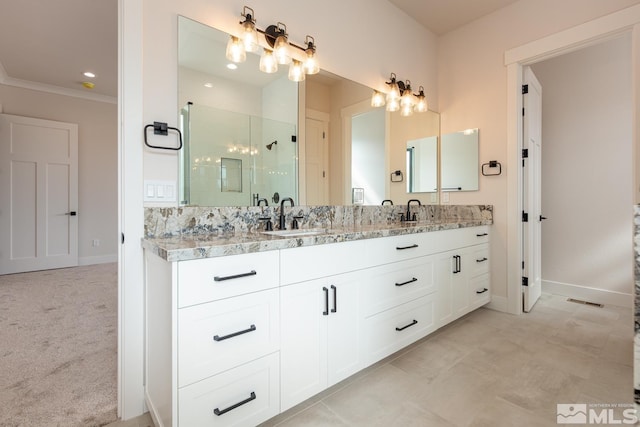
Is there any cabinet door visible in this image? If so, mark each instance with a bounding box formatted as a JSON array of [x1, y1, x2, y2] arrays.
[[280, 280, 328, 411], [435, 249, 469, 327], [327, 272, 362, 386]]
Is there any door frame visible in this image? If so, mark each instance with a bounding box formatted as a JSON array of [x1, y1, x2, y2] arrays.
[[504, 5, 640, 314]]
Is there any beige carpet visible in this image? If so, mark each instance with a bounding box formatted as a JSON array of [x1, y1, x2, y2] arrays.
[[0, 263, 118, 427]]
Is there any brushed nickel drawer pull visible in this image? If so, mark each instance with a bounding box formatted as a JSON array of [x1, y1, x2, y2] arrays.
[[213, 324, 256, 341], [213, 270, 257, 282], [214, 391, 256, 416], [476, 257, 488, 263], [395, 277, 418, 287], [395, 319, 418, 331], [396, 244, 418, 250]]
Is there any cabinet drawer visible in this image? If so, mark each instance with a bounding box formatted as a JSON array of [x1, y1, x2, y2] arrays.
[[178, 289, 279, 387], [470, 245, 489, 276], [361, 294, 437, 366], [361, 256, 436, 317], [469, 273, 490, 309], [178, 251, 279, 307], [365, 233, 442, 266], [179, 353, 280, 427]]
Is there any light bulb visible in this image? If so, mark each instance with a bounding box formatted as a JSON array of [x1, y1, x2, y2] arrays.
[[288, 59, 305, 82], [415, 96, 428, 113], [400, 103, 414, 117], [225, 36, 246, 63], [240, 20, 259, 52], [259, 49, 278, 73], [303, 49, 319, 75], [387, 81, 400, 102]]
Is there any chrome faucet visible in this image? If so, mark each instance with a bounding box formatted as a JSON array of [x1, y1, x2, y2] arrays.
[[406, 199, 421, 222], [279, 197, 295, 230]]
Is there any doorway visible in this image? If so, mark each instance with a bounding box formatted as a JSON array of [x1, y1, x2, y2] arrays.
[[505, 10, 639, 315]]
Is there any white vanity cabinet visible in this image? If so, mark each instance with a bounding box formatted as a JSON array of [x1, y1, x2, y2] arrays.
[[435, 226, 490, 327], [144, 250, 281, 427]]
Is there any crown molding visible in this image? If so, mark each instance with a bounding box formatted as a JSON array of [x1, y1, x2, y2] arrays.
[[0, 60, 116, 104]]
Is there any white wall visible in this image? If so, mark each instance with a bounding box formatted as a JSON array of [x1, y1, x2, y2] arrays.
[[437, 0, 640, 302], [0, 84, 118, 264], [531, 35, 633, 305]]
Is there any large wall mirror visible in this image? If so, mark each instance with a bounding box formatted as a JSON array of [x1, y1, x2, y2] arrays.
[[177, 16, 461, 207], [441, 128, 479, 192]]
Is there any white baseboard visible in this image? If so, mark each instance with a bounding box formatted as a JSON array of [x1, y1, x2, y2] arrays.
[[485, 295, 508, 313], [542, 280, 632, 308], [78, 254, 117, 266]]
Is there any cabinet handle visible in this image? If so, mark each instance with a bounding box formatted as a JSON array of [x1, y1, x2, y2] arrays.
[[213, 391, 256, 416], [476, 288, 489, 294], [476, 257, 488, 263], [213, 324, 256, 342], [213, 270, 257, 282], [323, 287, 329, 316], [395, 277, 418, 287], [331, 285, 337, 313], [476, 233, 488, 237], [453, 255, 461, 274], [396, 244, 418, 250], [395, 319, 418, 331]]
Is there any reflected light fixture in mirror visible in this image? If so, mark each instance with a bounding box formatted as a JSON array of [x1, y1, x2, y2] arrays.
[[225, 5, 320, 82], [373, 73, 429, 116]]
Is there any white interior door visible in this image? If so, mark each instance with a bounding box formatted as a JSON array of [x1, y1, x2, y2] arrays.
[[0, 114, 78, 274], [522, 67, 543, 312], [305, 116, 329, 205]]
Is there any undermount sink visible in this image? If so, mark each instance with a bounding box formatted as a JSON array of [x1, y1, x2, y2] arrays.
[[262, 228, 327, 237]]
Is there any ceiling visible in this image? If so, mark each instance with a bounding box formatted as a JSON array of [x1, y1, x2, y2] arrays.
[[0, 0, 518, 100]]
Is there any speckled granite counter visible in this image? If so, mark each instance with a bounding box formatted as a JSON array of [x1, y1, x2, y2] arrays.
[[142, 204, 493, 262]]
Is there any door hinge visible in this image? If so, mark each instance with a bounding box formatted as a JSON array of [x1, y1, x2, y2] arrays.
[[522, 261, 525, 269], [121, 232, 125, 244], [291, 135, 297, 142], [522, 276, 529, 286], [522, 107, 525, 116], [522, 84, 529, 94], [522, 211, 528, 222], [522, 149, 528, 158], [322, 171, 326, 178], [322, 131, 325, 139]]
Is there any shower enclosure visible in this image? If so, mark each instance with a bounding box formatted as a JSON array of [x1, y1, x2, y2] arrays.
[[180, 103, 298, 206]]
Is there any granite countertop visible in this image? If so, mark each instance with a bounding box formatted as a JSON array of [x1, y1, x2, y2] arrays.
[[142, 219, 493, 262]]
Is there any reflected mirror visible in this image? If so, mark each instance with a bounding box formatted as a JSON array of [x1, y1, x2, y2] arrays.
[[406, 136, 438, 193], [441, 128, 479, 191]]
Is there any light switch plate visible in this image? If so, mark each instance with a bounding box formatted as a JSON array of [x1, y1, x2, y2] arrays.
[[144, 180, 177, 202]]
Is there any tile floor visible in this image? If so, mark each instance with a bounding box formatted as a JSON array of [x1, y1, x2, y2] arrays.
[[108, 293, 633, 426]]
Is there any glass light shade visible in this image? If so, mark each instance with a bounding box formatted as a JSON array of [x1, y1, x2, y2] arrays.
[[303, 49, 319, 75], [400, 89, 415, 108], [259, 49, 278, 73], [386, 81, 400, 102], [273, 35, 291, 64], [386, 97, 400, 112], [288, 60, 305, 82], [415, 95, 428, 113], [371, 91, 385, 107], [225, 36, 246, 63], [241, 21, 259, 52], [400, 103, 414, 117]]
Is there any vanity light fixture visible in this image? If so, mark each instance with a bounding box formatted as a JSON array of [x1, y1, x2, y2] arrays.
[[231, 6, 320, 81], [373, 73, 429, 115]]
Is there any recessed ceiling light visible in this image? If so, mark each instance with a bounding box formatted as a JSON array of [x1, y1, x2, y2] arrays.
[[226, 63, 238, 70], [204, 83, 213, 88], [83, 71, 96, 78]]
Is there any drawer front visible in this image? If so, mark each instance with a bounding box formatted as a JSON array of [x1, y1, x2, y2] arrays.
[[469, 273, 490, 309], [179, 352, 280, 427], [436, 226, 490, 252], [178, 289, 279, 387], [361, 294, 437, 366], [470, 244, 490, 277], [365, 233, 443, 266], [178, 251, 279, 307], [361, 256, 436, 317]]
